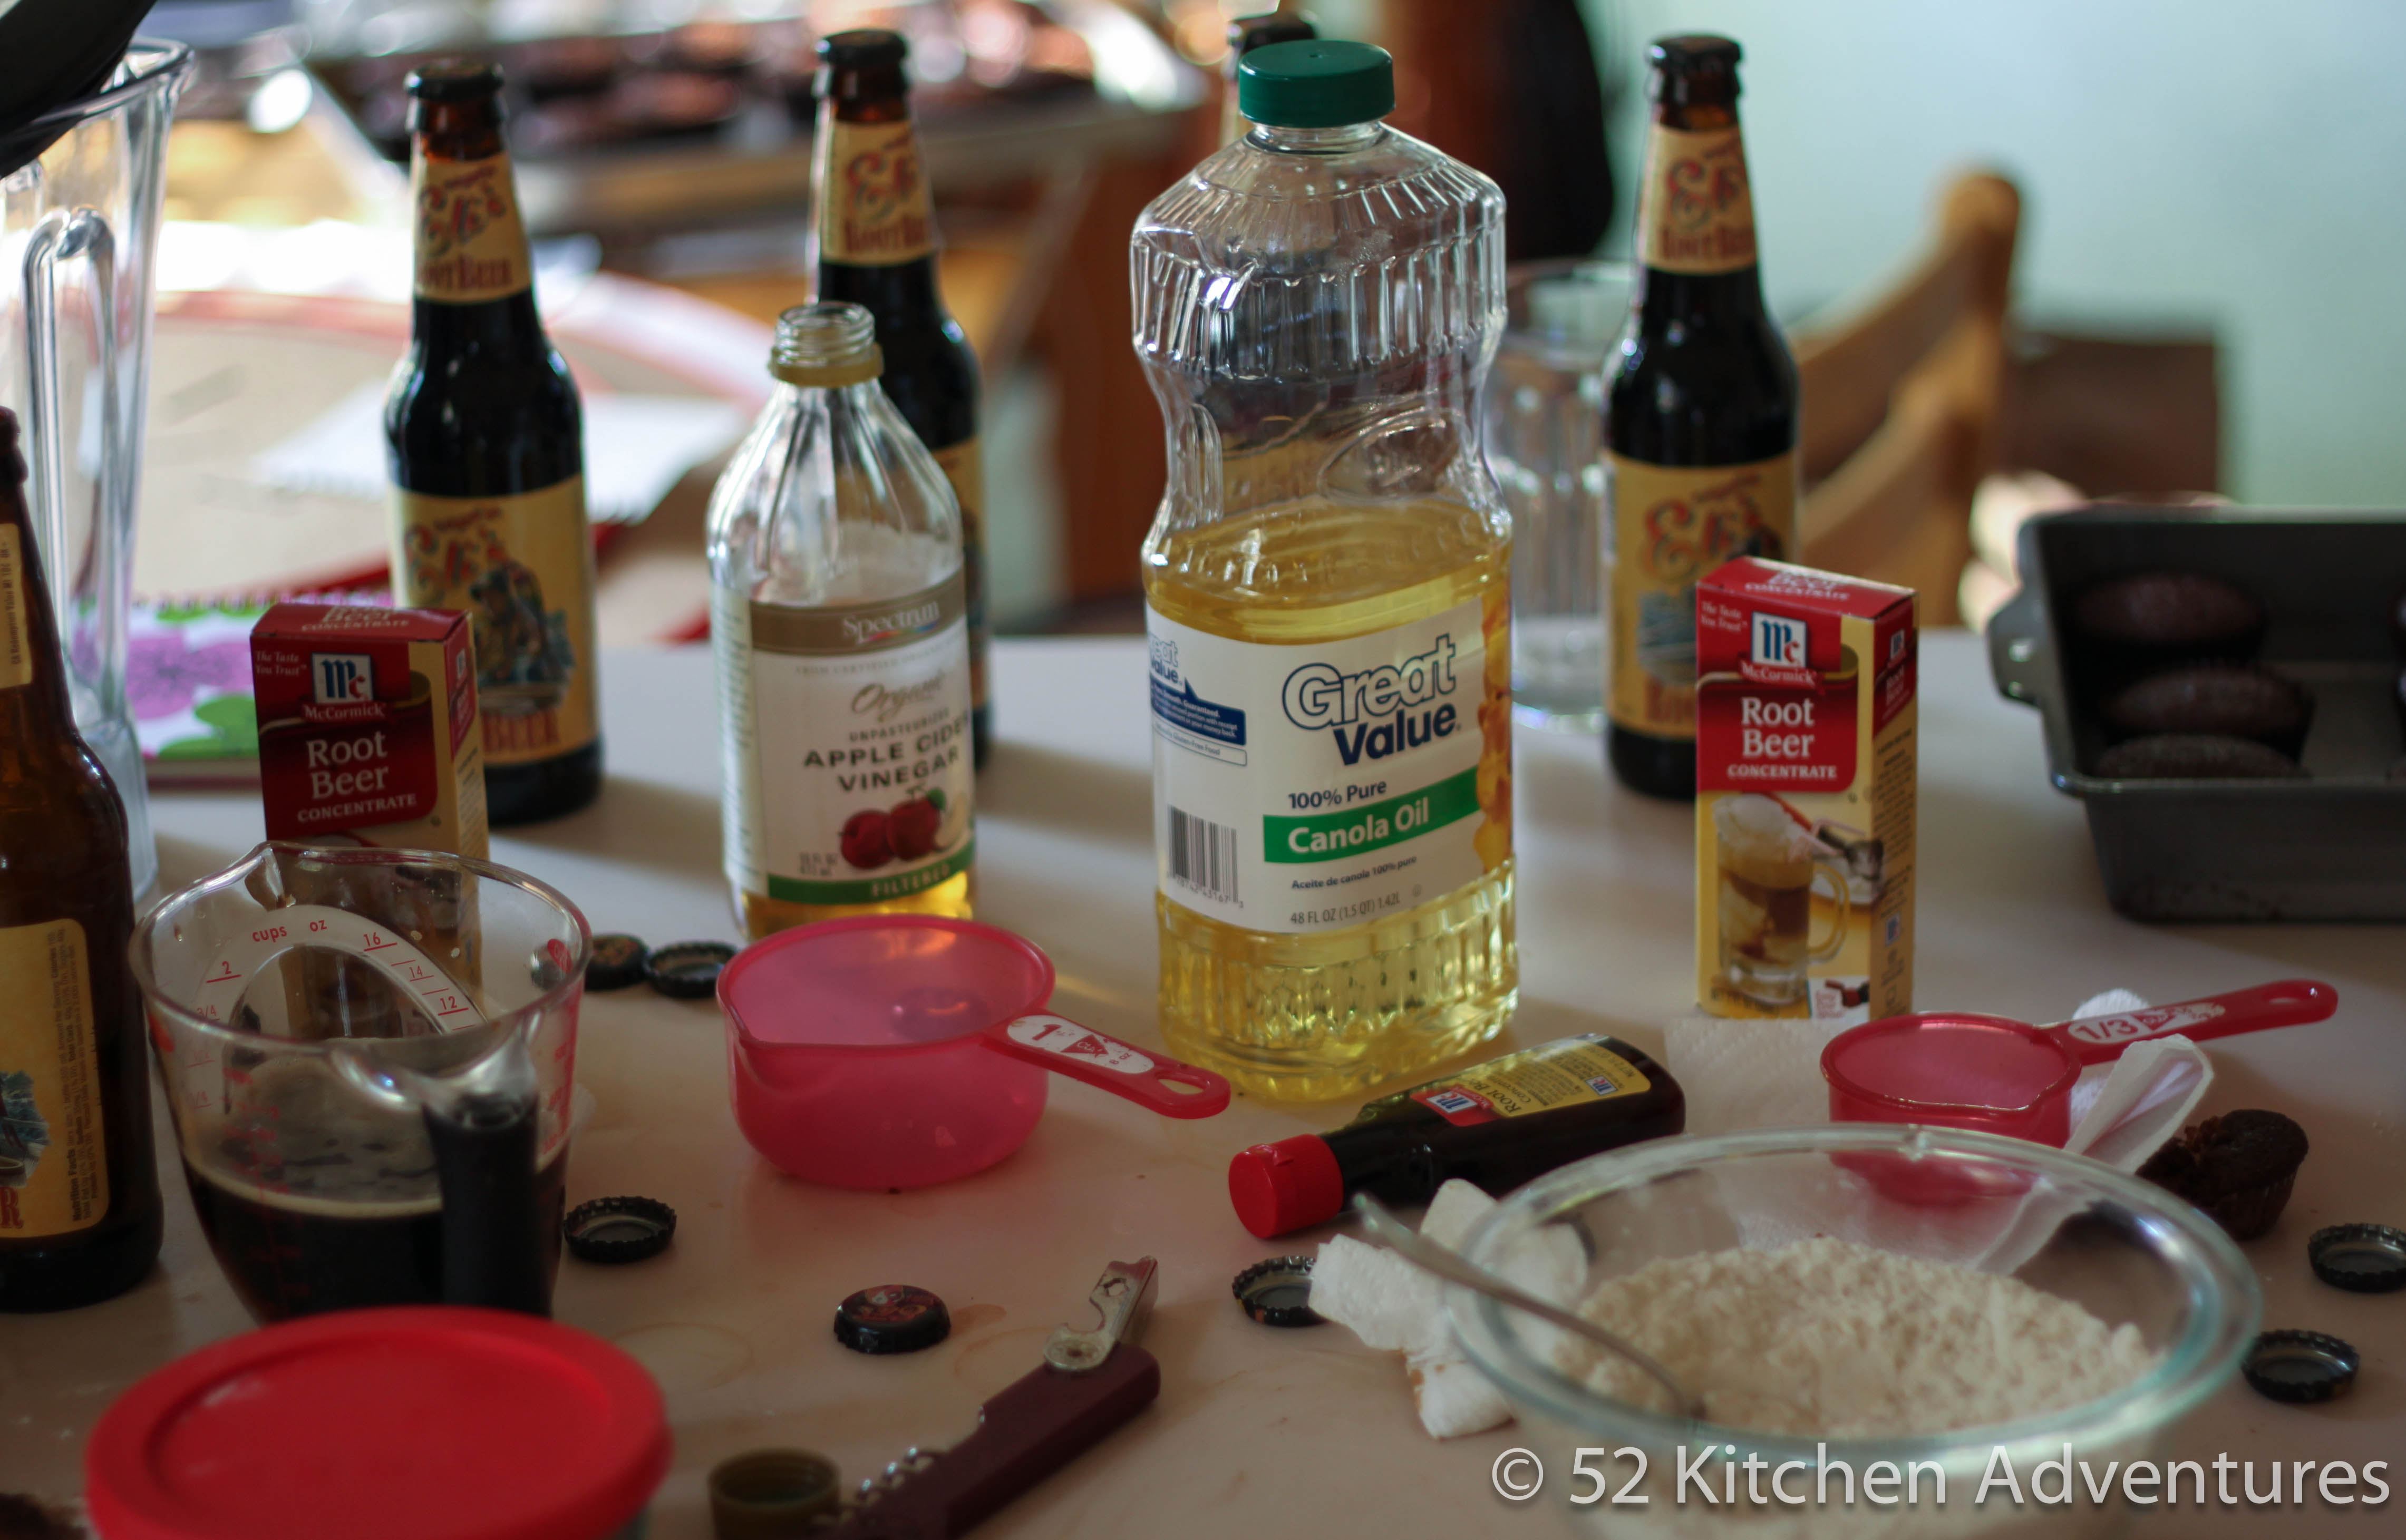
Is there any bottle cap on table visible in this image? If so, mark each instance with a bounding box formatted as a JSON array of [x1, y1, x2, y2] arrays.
[[647, 940, 737, 999], [835, 1284, 952, 1354], [1237, 40, 1394, 128], [2243, 1330, 2359, 1404], [1228, 1134, 1344, 1238], [2307, 1224, 2406, 1293], [709, 1449, 841, 1539], [1233, 1255, 1325, 1327], [586, 933, 651, 991], [565, 1196, 678, 1264]]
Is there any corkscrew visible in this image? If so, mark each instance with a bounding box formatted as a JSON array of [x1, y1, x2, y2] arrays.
[[811, 1258, 1161, 1538]]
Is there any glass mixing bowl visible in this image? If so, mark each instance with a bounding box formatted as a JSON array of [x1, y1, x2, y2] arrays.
[[1449, 1125, 2258, 1538]]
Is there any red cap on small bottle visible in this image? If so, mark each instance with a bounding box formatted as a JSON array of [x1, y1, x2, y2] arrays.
[[1228, 1134, 1345, 1238]]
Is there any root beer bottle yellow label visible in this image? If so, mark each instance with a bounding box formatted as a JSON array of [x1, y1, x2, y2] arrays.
[[817, 119, 934, 266], [394, 480, 598, 767], [0, 918, 107, 1237], [1606, 453, 1794, 738], [1638, 124, 1758, 276], [411, 151, 531, 304]]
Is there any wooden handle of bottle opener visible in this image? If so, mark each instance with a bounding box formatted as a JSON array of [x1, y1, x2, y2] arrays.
[[2051, 979, 2338, 1065], [818, 1346, 1161, 1539], [984, 1013, 1230, 1117]]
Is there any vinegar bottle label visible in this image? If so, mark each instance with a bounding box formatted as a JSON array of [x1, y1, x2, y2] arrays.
[[0, 918, 108, 1237], [411, 151, 532, 303], [716, 576, 975, 905], [1605, 453, 1796, 740], [1636, 123, 1758, 275], [816, 119, 935, 266], [1146, 600, 1512, 934], [392, 479, 599, 767]]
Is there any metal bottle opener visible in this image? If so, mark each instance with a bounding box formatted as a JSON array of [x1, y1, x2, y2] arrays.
[[815, 1259, 1162, 1538]]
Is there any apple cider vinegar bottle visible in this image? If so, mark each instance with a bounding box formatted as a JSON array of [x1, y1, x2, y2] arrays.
[[1134, 43, 1516, 1100], [707, 303, 975, 939]]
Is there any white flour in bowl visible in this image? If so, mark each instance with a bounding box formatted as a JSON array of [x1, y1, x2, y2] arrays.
[[1566, 1237, 2156, 1436]]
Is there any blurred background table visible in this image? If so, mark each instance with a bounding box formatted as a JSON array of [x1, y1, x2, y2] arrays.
[[5, 632, 2400, 1536]]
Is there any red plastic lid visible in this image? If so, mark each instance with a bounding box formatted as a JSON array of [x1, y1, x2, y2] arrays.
[[86, 1307, 670, 1540], [1228, 1134, 1345, 1238]]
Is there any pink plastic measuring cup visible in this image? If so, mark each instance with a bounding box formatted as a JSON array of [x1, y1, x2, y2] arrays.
[[1822, 979, 2337, 1148], [719, 916, 1230, 1188]]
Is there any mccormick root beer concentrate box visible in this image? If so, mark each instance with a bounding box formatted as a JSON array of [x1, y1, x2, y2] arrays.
[[252, 603, 488, 858], [1695, 559, 1915, 1022]]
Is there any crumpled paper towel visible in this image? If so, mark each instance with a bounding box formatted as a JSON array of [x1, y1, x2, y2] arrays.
[[1662, 989, 2211, 1176], [1309, 1180, 1582, 1439]]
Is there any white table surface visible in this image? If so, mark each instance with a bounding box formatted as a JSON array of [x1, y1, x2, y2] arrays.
[[6, 633, 2400, 1536]]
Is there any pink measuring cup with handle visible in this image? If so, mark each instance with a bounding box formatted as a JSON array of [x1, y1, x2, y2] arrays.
[[719, 915, 1229, 1188], [1822, 979, 2338, 1148]]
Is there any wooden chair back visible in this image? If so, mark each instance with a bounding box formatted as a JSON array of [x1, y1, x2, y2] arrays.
[[1792, 172, 2021, 624]]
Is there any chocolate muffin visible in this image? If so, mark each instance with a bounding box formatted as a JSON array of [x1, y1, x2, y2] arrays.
[[2140, 1108, 2309, 1241], [2072, 570, 2265, 662], [2094, 733, 2305, 781], [2101, 664, 2314, 757]]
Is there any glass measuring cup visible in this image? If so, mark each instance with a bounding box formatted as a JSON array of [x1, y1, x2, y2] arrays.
[[1822, 979, 2339, 1148], [719, 916, 1230, 1188], [131, 843, 590, 1320]]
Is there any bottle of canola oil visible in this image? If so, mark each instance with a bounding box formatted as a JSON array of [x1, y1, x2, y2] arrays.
[[1132, 41, 1515, 1101]]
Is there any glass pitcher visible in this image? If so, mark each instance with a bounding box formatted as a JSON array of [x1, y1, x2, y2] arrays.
[[1, 41, 192, 898], [131, 843, 590, 1321]]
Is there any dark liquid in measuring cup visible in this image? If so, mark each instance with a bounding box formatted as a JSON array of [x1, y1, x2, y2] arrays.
[[185, 1153, 566, 1321]]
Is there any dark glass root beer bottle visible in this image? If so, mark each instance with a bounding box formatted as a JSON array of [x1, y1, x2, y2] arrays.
[[1604, 35, 1798, 800], [813, 30, 989, 768], [386, 61, 602, 824], [0, 407, 162, 1310]]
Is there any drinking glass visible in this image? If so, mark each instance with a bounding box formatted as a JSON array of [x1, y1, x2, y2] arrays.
[[1484, 259, 1632, 731]]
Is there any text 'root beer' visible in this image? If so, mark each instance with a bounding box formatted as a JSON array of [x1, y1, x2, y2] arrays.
[[251, 602, 488, 859], [1696, 558, 1916, 1022]]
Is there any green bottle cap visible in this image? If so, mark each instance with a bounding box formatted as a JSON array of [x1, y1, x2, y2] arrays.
[[1236, 39, 1394, 128]]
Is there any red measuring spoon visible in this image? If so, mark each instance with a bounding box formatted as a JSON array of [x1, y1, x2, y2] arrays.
[[1823, 979, 2337, 1149]]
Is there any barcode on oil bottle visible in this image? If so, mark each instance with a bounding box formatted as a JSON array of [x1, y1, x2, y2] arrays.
[[1167, 807, 1239, 903]]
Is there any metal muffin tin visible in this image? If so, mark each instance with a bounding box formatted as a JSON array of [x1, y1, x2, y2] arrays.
[[1988, 506, 2406, 921]]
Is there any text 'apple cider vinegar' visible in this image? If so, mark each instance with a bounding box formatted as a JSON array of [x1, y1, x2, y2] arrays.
[[707, 303, 974, 940], [1132, 41, 1516, 1100]]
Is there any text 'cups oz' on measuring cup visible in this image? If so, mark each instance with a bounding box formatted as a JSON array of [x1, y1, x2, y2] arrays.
[[85, 1305, 669, 1540], [719, 915, 1231, 1189], [1822, 980, 2340, 1149], [129, 843, 591, 1321]]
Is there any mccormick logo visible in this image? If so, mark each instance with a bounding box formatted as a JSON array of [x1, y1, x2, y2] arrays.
[[312, 653, 374, 704], [1751, 612, 1806, 669]]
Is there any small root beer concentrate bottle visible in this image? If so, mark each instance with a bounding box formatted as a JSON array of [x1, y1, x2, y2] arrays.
[[813, 30, 989, 768], [1604, 35, 1799, 801], [0, 407, 162, 1310], [386, 61, 601, 824]]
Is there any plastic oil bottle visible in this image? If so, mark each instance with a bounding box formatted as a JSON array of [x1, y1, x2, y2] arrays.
[[707, 302, 975, 940], [1132, 41, 1515, 1100]]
